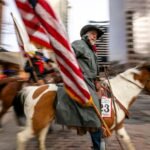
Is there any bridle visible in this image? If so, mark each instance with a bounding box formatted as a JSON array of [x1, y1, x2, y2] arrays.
[[119, 74, 144, 89]]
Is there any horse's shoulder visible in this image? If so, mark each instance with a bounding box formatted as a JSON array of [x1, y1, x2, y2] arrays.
[[32, 85, 49, 99]]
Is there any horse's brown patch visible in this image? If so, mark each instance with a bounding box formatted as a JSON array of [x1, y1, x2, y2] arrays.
[[32, 91, 57, 135], [134, 70, 150, 85], [32, 85, 49, 99]]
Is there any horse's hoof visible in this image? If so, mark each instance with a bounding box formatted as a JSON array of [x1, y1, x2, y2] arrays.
[[18, 126, 25, 131], [47, 126, 53, 134], [17, 117, 26, 126], [0, 128, 3, 133]]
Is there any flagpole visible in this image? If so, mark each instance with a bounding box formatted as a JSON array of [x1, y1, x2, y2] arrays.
[[10, 12, 39, 83], [92, 101, 112, 137]]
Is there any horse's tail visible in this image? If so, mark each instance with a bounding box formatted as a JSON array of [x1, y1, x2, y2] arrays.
[[12, 91, 26, 126]]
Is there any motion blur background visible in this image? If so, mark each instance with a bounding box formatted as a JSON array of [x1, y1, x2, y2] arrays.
[[0, 0, 150, 73]]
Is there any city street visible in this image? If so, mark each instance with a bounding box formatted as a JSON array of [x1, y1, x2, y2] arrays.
[[0, 93, 150, 150]]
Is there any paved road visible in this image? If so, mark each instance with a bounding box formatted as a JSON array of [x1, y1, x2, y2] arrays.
[[0, 93, 150, 150]]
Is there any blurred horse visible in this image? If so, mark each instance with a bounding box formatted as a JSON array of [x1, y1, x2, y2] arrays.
[[0, 71, 29, 128], [14, 62, 150, 150]]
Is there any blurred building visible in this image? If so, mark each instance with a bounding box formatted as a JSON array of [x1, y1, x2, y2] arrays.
[[86, 21, 110, 73], [0, 1, 20, 52], [109, 0, 150, 66], [88, 21, 110, 72], [125, 0, 150, 66], [96, 23, 110, 67], [109, 0, 127, 64]]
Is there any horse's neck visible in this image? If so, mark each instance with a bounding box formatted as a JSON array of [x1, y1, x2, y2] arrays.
[[109, 75, 142, 108]]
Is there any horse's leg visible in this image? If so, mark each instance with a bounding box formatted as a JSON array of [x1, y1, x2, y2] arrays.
[[0, 102, 10, 128], [38, 123, 50, 150], [100, 138, 106, 150], [17, 127, 34, 150], [37, 112, 55, 150], [0, 83, 18, 127], [0, 101, 11, 117], [116, 127, 135, 150]]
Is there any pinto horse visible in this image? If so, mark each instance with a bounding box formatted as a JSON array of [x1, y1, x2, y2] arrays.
[[14, 62, 150, 150]]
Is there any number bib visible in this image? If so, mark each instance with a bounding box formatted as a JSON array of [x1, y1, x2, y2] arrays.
[[101, 96, 112, 117]]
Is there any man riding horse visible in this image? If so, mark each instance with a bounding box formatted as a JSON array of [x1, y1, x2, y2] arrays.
[[56, 24, 104, 150]]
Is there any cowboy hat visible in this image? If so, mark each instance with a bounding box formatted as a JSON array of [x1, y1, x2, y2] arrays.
[[80, 25, 104, 39]]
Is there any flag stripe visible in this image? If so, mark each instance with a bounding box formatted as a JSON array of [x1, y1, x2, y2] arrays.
[[56, 52, 91, 103], [36, 15, 71, 51], [15, 0, 52, 49], [65, 84, 86, 104], [60, 71, 87, 104], [45, 35, 79, 69], [37, 0, 57, 20], [56, 54, 89, 92], [54, 49, 83, 78], [16, 1, 34, 14], [35, 3, 70, 51], [29, 35, 52, 49], [59, 69, 90, 104], [57, 60, 90, 99], [37, 1, 66, 36], [56, 55, 91, 103]]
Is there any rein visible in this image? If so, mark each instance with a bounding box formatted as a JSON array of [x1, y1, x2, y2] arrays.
[[119, 74, 144, 89], [115, 98, 130, 118], [100, 84, 130, 118]]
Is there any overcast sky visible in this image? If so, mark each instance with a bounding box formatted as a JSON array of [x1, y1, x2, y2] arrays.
[[0, 0, 27, 52], [68, 0, 109, 42], [0, 0, 109, 52]]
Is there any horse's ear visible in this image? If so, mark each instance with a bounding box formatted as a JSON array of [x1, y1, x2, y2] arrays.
[[136, 61, 150, 71]]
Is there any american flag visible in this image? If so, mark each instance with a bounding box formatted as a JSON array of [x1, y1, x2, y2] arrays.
[[15, 0, 93, 106], [15, 0, 52, 49]]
